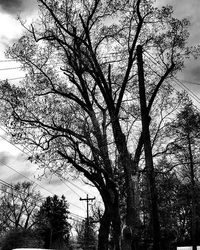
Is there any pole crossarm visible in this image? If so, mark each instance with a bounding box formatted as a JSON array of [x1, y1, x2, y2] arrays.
[[80, 194, 95, 222]]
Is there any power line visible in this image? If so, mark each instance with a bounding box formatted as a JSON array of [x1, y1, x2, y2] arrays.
[[0, 178, 46, 201], [62, 177, 96, 197], [0, 160, 85, 212], [0, 126, 99, 201], [0, 159, 55, 195], [0, 66, 21, 71], [180, 79, 200, 86], [173, 77, 200, 106], [0, 157, 84, 210], [0, 184, 43, 210], [0, 63, 106, 206], [0, 53, 126, 81], [0, 77, 101, 201], [68, 217, 83, 223], [0, 179, 12, 189], [0, 188, 42, 210], [143, 51, 200, 106], [1, 76, 25, 81], [70, 212, 85, 220], [0, 69, 102, 201], [0, 178, 85, 220], [0, 59, 18, 63], [60, 178, 83, 199], [0, 178, 84, 223], [0, 184, 83, 224], [0, 130, 87, 211], [0, 129, 31, 156], [0, 127, 95, 203]]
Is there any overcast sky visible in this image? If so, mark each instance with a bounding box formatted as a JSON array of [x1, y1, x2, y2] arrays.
[[0, 0, 200, 217], [0, 0, 101, 218]]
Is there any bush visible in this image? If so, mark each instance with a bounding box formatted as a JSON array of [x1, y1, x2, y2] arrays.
[[1, 228, 44, 250]]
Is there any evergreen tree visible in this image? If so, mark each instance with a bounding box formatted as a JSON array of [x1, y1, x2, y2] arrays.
[[35, 195, 70, 249]]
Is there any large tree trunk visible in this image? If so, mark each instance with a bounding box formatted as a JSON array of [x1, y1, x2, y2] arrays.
[[109, 115, 139, 250], [111, 125, 139, 250], [137, 45, 161, 250], [109, 121, 138, 249], [111, 191, 121, 250], [98, 181, 122, 250], [98, 206, 111, 250]]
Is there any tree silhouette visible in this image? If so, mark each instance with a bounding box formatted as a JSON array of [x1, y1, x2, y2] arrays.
[[0, 0, 198, 249], [168, 103, 200, 250], [0, 181, 42, 234], [35, 195, 70, 249]]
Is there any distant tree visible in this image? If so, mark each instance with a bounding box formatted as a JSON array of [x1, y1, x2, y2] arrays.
[[35, 194, 70, 249], [175, 181, 200, 246], [155, 161, 180, 249], [0, 181, 42, 235], [168, 102, 200, 250], [90, 201, 104, 225]]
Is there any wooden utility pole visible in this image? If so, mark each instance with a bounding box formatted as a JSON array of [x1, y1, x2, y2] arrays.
[[80, 195, 95, 248], [80, 194, 95, 223], [137, 44, 161, 250]]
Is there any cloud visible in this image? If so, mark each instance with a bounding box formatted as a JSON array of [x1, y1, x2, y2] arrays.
[[0, 152, 9, 166], [44, 176, 63, 186], [0, 0, 37, 16], [157, 0, 200, 46], [187, 64, 200, 81], [180, 55, 200, 82], [0, 0, 24, 14]]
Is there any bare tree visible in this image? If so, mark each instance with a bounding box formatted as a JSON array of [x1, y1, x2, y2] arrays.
[[0, 182, 42, 233], [0, 0, 197, 249]]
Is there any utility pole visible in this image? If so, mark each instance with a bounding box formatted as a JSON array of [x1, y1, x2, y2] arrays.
[[80, 194, 95, 249], [80, 194, 95, 224]]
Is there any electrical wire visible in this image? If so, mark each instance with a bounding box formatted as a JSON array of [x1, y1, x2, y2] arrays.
[[0, 159, 85, 211], [1, 76, 25, 81], [0, 152, 85, 211], [0, 178, 46, 201], [0, 178, 85, 221], [1, 48, 199, 221], [0, 179, 84, 222], [0, 54, 122, 207], [0, 126, 100, 200], [0, 59, 18, 63], [0, 67, 21, 71], [59, 179, 82, 198], [0, 159, 54, 195], [70, 212, 85, 220], [180, 79, 200, 86], [143, 51, 200, 107], [0, 129, 31, 155], [0, 187, 42, 209]]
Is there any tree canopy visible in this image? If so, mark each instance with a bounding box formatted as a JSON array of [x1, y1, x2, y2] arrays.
[[0, 0, 198, 249]]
